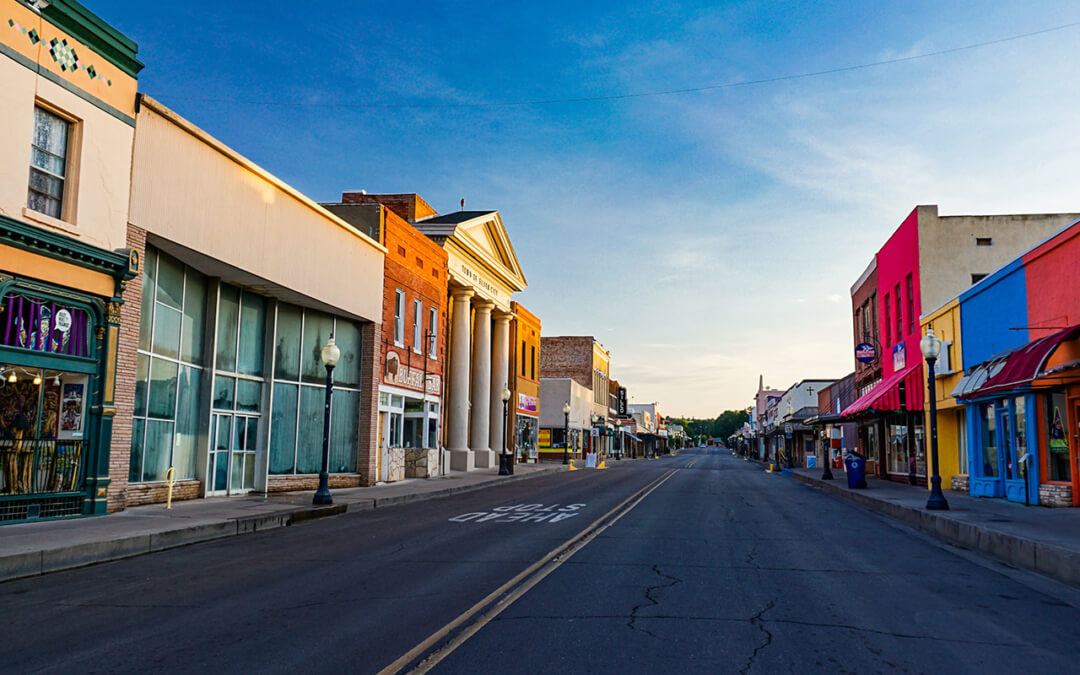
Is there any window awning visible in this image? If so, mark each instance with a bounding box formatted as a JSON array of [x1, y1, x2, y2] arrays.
[[952, 324, 1080, 400], [839, 362, 923, 418]]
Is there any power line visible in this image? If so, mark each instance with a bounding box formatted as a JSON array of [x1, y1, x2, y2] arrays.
[[165, 20, 1079, 110]]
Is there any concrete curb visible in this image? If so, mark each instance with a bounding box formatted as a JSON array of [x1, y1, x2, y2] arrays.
[[1, 465, 567, 584], [788, 471, 1080, 590]]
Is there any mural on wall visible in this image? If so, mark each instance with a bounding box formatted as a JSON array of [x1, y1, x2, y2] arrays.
[[1, 293, 90, 357]]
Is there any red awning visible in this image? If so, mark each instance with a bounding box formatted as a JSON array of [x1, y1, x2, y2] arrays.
[[839, 362, 923, 418], [952, 324, 1080, 400]]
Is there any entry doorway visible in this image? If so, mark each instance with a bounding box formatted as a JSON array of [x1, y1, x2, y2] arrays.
[[208, 413, 258, 495]]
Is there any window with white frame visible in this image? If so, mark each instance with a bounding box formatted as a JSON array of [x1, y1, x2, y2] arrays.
[[28, 106, 72, 219], [428, 306, 438, 358], [412, 299, 422, 353], [394, 289, 405, 346]]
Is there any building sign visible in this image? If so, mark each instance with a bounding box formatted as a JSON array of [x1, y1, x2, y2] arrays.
[[784, 423, 793, 438], [892, 343, 906, 371], [383, 362, 440, 395], [457, 261, 500, 300], [518, 392, 537, 414], [855, 342, 876, 363], [616, 387, 627, 415]]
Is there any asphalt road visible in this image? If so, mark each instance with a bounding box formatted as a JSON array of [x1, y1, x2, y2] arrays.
[[3, 449, 1080, 674]]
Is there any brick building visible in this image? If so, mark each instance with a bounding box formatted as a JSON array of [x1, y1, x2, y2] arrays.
[[342, 192, 529, 473], [325, 197, 448, 481], [540, 336, 612, 459]]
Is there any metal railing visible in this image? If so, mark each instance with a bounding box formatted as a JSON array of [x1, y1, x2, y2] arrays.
[[0, 438, 85, 495]]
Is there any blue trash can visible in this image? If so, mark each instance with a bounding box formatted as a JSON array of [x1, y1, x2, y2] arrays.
[[845, 454, 867, 489]]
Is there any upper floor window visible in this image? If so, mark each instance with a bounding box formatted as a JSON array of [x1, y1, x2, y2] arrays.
[[412, 299, 423, 353], [28, 107, 71, 219], [393, 290, 405, 346], [893, 284, 902, 342], [884, 293, 891, 346], [905, 274, 914, 335], [530, 345, 536, 379], [428, 306, 438, 358]]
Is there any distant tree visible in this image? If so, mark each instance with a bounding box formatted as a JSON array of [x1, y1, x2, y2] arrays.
[[669, 410, 749, 442]]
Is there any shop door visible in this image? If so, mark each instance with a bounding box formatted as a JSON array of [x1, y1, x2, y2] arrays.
[[208, 413, 257, 496]]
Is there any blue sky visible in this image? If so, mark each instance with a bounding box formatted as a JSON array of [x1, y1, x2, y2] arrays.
[[95, 0, 1080, 417]]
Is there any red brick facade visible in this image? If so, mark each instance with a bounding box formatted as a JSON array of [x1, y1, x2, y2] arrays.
[[109, 225, 146, 510], [342, 192, 438, 223], [540, 336, 594, 389], [379, 208, 448, 395]]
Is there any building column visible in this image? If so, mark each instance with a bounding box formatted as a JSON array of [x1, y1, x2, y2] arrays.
[[489, 311, 512, 459], [470, 300, 495, 468], [447, 288, 474, 471]]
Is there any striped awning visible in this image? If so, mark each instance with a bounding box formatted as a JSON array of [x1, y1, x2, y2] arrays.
[[952, 324, 1080, 400], [839, 362, 923, 418]]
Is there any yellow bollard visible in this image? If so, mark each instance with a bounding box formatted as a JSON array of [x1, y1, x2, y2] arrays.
[[597, 461, 607, 470], [568, 460, 578, 471], [165, 466, 176, 510]]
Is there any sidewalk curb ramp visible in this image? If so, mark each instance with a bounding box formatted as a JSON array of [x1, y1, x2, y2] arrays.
[[788, 471, 1080, 590], [1, 465, 566, 583]]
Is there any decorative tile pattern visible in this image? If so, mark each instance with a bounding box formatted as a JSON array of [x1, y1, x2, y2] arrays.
[[7, 18, 111, 86]]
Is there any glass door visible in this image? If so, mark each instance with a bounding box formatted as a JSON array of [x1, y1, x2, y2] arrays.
[[208, 413, 258, 495]]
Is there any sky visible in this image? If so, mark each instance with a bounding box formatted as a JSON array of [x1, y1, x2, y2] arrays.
[[93, 0, 1080, 417]]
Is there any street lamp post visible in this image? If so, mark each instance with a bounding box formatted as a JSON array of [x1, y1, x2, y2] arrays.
[[313, 335, 341, 506], [821, 428, 834, 480], [499, 386, 511, 476], [562, 401, 571, 465], [921, 328, 949, 511]]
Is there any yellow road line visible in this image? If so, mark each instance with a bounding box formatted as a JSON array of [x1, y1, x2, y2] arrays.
[[379, 468, 681, 675]]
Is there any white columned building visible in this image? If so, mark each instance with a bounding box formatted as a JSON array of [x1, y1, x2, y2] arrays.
[[413, 211, 528, 472]]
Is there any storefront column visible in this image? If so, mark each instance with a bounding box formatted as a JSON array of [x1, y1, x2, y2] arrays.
[[470, 300, 495, 468], [489, 311, 511, 458], [447, 288, 475, 470]]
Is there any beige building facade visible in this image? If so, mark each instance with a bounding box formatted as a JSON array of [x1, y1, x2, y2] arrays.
[[116, 96, 386, 508]]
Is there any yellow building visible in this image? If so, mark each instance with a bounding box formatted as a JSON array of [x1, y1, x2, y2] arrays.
[[921, 299, 969, 491], [1, 0, 142, 522]]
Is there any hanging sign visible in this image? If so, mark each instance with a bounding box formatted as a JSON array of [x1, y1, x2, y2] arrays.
[[892, 343, 906, 371], [855, 343, 876, 363]]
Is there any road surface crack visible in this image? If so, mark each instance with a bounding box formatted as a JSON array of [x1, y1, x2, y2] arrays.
[[626, 565, 683, 639], [739, 599, 776, 675]]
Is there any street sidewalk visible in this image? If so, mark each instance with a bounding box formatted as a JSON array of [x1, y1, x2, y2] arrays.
[[772, 461, 1080, 589], [0, 463, 569, 583]]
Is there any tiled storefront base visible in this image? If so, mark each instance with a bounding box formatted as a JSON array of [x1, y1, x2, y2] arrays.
[[951, 474, 969, 492], [267, 474, 364, 492], [1039, 483, 1074, 507]]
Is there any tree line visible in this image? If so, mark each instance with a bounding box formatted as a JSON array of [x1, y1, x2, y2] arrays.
[[668, 410, 749, 443]]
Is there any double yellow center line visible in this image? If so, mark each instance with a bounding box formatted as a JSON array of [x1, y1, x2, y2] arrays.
[[379, 467, 682, 674]]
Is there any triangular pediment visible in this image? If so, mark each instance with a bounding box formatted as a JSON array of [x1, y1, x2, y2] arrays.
[[453, 212, 527, 291]]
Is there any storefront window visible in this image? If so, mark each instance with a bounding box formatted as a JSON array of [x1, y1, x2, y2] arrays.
[[515, 415, 537, 460], [1, 292, 91, 358], [887, 419, 909, 475], [1045, 392, 1070, 481], [269, 303, 362, 474], [130, 247, 207, 483], [980, 404, 998, 477], [1006, 397, 1026, 480]]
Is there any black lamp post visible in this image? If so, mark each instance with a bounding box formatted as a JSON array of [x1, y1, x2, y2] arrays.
[[921, 328, 949, 510], [562, 401, 571, 465], [821, 428, 834, 480], [313, 334, 341, 505], [499, 386, 511, 476]]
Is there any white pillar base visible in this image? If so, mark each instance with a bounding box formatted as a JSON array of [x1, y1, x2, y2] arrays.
[[450, 448, 474, 472], [473, 449, 496, 469]]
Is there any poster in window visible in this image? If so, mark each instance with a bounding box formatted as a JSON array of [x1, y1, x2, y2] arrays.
[[61, 383, 84, 435], [1049, 400, 1068, 454]]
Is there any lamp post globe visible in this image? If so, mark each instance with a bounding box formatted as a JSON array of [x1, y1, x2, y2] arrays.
[[499, 386, 512, 476], [562, 401, 571, 465], [313, 335, 340, 505], [920, 328, 949, 511]]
